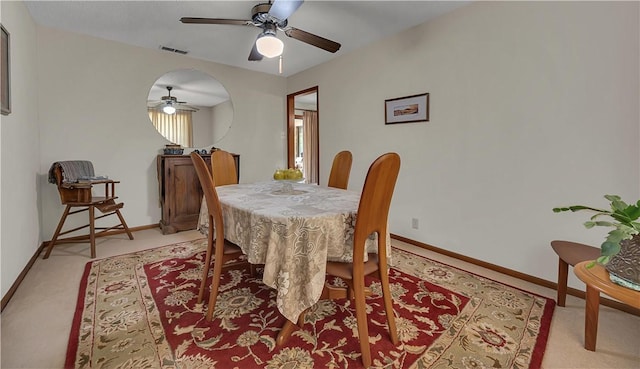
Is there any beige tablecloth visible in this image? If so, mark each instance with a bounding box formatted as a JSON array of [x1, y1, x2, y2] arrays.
[[197, 181, 385, 323]]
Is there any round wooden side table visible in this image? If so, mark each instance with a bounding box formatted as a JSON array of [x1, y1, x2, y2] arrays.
[[573, 261, 640, 351]]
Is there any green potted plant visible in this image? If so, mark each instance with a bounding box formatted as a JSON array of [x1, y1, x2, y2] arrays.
[[553, 194, 640, 290]]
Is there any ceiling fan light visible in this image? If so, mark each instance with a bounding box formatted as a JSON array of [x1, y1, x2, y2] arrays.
[[256, 34, 284, 58], [162, 103, 176, 115]]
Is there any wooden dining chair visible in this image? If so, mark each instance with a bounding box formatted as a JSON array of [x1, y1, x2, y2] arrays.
[[210, 149, 259, 277], [211, 150, 238, 186], [327, 150, 353, 189], [191, 152, 248, 321], [44, 161, 133, 259], [321, 152, 400, 367]]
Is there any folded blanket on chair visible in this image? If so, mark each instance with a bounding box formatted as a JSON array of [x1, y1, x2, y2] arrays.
[[48, 161, 95, 184]]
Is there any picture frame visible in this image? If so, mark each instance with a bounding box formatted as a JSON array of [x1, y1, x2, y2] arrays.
[[385, 93, 429, 124], [1, 24, 10, 116]]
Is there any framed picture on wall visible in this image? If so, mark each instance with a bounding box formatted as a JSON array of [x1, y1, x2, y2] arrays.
[[385, 93, 429, 124], [1, 24, 10, 116]]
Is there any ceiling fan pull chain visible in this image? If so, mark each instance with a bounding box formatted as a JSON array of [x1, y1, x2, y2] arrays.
[[279, 55, 283, 74]]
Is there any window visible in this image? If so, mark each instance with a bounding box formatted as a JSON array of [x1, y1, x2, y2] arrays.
[[148, 109, 193, 147], [294, 117, 304, 169]]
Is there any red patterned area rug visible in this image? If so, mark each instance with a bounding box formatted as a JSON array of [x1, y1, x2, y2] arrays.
[[66, 239, 554, 369]]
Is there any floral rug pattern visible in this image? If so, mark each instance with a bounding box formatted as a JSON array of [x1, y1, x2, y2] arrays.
[[66, 239, 553, 369]]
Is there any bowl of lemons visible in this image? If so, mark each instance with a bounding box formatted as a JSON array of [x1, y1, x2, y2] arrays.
[[273, 168, 304, 182], [272, 168, 305, 194]]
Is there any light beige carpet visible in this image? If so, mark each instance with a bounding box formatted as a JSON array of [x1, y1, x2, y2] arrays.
[[1, 229, 639, 369]]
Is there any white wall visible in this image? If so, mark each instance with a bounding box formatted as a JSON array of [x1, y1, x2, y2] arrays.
[[35, 27, 287, 241], [288, 1, 639, 289], [0, 1, 41, 298]]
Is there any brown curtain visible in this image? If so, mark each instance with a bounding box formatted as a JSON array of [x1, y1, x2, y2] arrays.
[[302, 111, 318, 184], [148, 109, 193, 147]]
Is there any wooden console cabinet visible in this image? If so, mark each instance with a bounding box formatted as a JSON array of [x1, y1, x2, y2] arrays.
[[157, 153, 240, 234]]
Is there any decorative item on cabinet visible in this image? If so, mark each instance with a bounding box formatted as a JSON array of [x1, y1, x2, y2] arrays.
[[157, 153, 239, 234], [163, 144, 184, 155], [191, 149, 208, 155]]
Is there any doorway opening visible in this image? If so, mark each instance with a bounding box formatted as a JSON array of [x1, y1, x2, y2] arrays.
[[287, 86, 319, 184]]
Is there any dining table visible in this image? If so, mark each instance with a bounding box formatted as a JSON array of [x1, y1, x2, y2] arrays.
[[197, 180, 388, 343]]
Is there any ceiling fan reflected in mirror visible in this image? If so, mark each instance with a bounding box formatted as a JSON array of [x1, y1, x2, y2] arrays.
[[180, 0, 341, 61], [148, 86, 198, 115]]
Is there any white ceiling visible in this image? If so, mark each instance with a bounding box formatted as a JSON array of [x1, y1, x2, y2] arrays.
[[24, 1, 469, 106], [24, 1, 470, 78], [147, 68, 229, 107]]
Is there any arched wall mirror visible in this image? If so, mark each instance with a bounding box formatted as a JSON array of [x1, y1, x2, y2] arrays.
[[147, 69, 233, 148]]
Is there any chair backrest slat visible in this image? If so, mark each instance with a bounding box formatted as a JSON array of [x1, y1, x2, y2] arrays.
[[328, 150, 353, 189], [191, 153, 225, 246], [352, 153, 400, 264], [211, 150, 238, 186]]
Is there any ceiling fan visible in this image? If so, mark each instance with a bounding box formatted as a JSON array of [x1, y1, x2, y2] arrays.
[[148, 86, 198, 114], [180, 0, 341, 61]]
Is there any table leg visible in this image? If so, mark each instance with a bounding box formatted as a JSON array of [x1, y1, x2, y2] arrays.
[[557, 258, 569, 307], [584, 285, 600, 351]]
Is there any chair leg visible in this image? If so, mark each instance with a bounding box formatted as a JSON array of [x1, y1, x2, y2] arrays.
[[198, 234, 214, 304], [43, 205, 72, 259], [297, 309, 307, 328], [557, 258, 569, 307], [277, 319, 299, 346], [115, 209, 134, 240], [379, 267, 399, 344], [89, 205, 96, 259], [205, 248, 226, 321], [353, 278, 372, 368]]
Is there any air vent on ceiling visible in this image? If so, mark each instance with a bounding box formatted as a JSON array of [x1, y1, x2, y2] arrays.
[[159, 46, 188, 55]]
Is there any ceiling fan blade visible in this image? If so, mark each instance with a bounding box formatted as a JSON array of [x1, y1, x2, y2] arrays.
[[180, 17, 253, 26], [268, 0, 303, 21], [284, 27, 341, 53], [248, 39, 263, 61], [176, 104, 199, 112]]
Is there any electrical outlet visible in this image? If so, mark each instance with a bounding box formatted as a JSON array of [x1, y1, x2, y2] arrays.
[[411, 218, 419, 229]]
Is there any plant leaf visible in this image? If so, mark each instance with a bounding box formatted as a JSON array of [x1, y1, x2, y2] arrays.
[[553, 205, 608, 213], [593, 221, 614, 227], [622, 204, 640, 221], [606, 229, 627, 243], [604, 194, 622, 202], [596, 255, 610, 265], [610, 198, 628, 212], [600, 241, 621, 257]]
